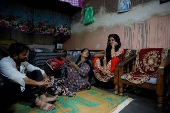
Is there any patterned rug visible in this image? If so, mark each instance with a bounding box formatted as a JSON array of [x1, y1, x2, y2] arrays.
[[6, 86, 128, 113]]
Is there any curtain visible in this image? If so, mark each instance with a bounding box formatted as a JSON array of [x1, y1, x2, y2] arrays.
[[0, 1, 71, 36], [0, 1, 33, 33]]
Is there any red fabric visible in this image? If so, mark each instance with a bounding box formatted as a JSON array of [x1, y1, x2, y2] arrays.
[[124, 72, 157, 84], [54, 58, 65, 65], [123, 49, 128, 58], [110, 57, 120, 73], [95, 70, 112, 82], [137, 48, 163, 75], [46, 58, 65, 70], [93, 57, 120, 82], [124, 48, 167, 84], [93, 57, 98, 70], [93, 57, 120, 73]]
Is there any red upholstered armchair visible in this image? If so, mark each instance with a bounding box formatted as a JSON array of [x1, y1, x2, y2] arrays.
[[114, 49, 136, 95], [118, 48, 170, 108]]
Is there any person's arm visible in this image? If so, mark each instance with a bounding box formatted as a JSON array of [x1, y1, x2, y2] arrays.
[[111, 48, 116, 58], [103, 52, 107, 74], [98, 50, 105, 54], [73, 63, 80, 73], [71, 63, 90, 77], [23, 77, 50, 87], [93, 54, 105, 58], [78, 63, 90, 77], [23, 62, 51, 82], [42, 73, 50, 81], [93, 50, 105, 58], [111, 48, 123, 58], [23, 61, 45, 76], [66, 61, 90, 77], [66, 60, 80, 73], [0, 61, 27, 87], [111, 42, 118, 57]]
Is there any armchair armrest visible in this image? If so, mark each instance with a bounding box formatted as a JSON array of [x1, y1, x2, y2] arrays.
[[119, 55, 136, 68], [117, 55, 136, 77], [158, 56, 170, 71], [156, 56, 170, 95]]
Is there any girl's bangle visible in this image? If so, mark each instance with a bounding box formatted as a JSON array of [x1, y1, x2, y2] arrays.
[[112, 47, 115, 49]]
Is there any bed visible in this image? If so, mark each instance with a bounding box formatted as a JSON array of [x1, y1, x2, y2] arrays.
[[28, 50, 66, 75]]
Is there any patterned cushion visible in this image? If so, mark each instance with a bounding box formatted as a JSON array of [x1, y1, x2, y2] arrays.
[[121, 74, 157, 84], [66, 51, 98, 62], [135, 48, 168, 74], [95, 71, 112, 82], [66, 51, 81, 62], [46, 58, 65, 70], [123, 49, 136, 58], [124, 48, 168, 84], [124, 71, 157, 84]]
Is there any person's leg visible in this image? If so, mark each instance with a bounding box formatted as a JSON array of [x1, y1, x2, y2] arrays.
[[26, 70, 45, 94], [25, 70, 58, 103], [24, 70, 57, 111], [0, 81, 21, 111], [109, 57, 120, 73], [93, 57, 99, 71], [94, 57, 104, 72]]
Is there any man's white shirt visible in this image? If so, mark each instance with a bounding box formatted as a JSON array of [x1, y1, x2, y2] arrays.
[[0, 56, 45, 92]]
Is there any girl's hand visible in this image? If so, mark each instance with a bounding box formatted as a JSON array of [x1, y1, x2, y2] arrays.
[[43, 73, 49, 81], [66, 60, 70, 65], [44, 78, 50, 82], [106, 70, 111, 77], [66, 61, 76, 67], [102, 68, 107, 75], [111, 42, 118, 47], [37, 81, 51, 87]]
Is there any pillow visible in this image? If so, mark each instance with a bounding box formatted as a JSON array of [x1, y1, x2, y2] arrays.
[[67, 51, 81, 62], [67, 51, 98, 62], [30, 48, 51, 52], [46, 58, 65, 70], [54, 58, 65, 66]]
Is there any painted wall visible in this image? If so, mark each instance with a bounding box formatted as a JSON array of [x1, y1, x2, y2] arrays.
[[63, 0, 170, 50]]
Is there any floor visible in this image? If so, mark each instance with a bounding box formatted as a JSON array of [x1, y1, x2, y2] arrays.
[[1, 76, 170, 113], [93, 81, 170, 113]]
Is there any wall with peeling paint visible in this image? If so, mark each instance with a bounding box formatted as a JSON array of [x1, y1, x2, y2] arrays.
[[63, 0, 170, 50]]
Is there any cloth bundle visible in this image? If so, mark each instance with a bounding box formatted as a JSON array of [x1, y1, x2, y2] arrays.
[[118, 0, 132, 13], [45, 76, 76, 97], [46, 58, 66, 70]]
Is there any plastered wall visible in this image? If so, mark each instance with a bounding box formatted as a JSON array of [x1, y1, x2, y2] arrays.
[[63, 0, 170, 50]]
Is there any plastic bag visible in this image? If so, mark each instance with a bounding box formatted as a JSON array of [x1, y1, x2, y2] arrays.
[[118, 0, 132, 13], [84, 7, 94, 25]]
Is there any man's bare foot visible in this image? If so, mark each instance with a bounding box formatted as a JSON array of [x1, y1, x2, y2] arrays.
[[40, 94, 58, 103], [35, 98, 55, 111]]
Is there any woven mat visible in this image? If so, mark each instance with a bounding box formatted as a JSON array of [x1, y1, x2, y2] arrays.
[[6, 86, 128, 113]]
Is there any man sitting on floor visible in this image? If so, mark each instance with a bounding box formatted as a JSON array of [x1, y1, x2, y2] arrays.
[[0, 43, 57, 111]]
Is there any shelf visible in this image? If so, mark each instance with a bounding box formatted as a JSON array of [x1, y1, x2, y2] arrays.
[[14, 0, 82, 16]]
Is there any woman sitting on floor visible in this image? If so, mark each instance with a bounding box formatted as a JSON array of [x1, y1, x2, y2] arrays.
[[46, 48, 93, 96], [64, 48, 93, 91], [93, 34, 123, 82]]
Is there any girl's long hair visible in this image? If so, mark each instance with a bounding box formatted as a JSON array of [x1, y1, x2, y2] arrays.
[[75, 48, 94, 83], [106, 34, 121, 63]]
